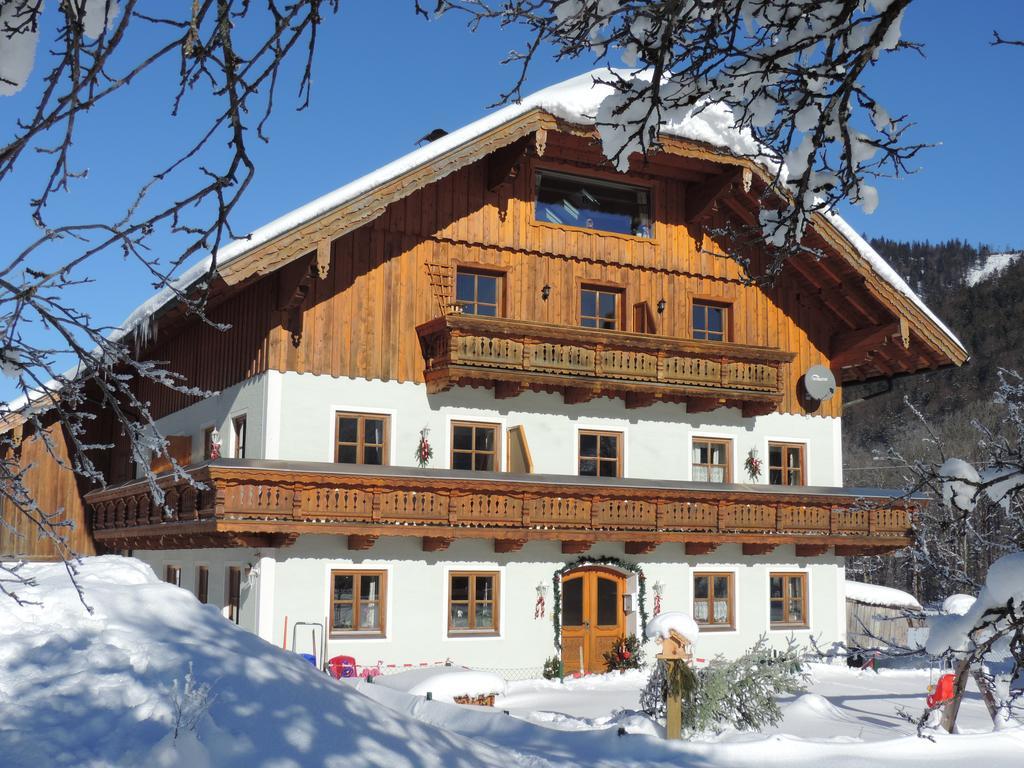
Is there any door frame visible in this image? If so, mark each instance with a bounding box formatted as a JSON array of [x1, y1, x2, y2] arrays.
[[559, 564, 634, 674]]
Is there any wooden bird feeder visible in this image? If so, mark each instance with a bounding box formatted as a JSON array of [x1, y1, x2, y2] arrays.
[[656, 629, 692, 662]]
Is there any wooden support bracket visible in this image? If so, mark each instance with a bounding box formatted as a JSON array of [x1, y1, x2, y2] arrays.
[[347, 534, 378, 551], [830, 322, 900, 369], [423, 536, 454, 552], [561, 540, 594, 555], [624, 392, 657, 410], [684, 542, 719, 555], [794, 543, 830, 557], [742, 543, 778, 556], [494, 380, 525, 400], [625, 540, 658, 555], [563, 386, 596, 405], [494, 538, 528, 553]]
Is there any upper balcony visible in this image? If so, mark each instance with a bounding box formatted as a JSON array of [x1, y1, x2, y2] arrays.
[[416, 314, 795, 415]]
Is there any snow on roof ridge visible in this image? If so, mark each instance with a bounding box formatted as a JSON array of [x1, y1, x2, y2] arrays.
[[844, 579, 922, 611]]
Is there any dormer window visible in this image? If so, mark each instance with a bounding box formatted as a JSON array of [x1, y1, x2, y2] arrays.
[[535, 171, 651, 238]]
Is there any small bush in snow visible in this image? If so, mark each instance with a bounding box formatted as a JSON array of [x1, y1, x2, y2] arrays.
[[603, 634, 644, 672], [169, 663, 216, 740], [542, 656, 562, 680]]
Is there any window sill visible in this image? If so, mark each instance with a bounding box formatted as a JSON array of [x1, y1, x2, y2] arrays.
[[330, 631, 387, 640], [529, 219, 658, 246], [769, 624, 809, 631], [447, 630, 500, 639], [695, 624, 736, 633]]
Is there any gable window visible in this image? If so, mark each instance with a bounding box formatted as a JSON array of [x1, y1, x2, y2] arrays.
[[451, 421, 500, 471], [769, 572, 808, 628], [578, 430, 622, 478], [335, 412, 389, 466], [535, 170, 652, 238], [693, 572, 734, 629], [692, 438, 730, 483], [165, 565, 181, 587], [448, 571, 499, 635], [196, 566, 209, 604], [455, 269, 502, 317], [202, 426, 216, 461], [232, 415, 247, 459], [692, 301, 728, 342], [330, 570, 386, 637], [580, 286, 621, 330], [226, 566, 241, 625], [768, 442, 805, 486]]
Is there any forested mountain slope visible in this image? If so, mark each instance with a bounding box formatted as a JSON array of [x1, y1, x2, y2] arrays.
[[842, 239, 1024, 600]]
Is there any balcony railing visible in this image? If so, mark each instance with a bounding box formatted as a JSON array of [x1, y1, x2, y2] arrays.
[[85, 460, 916, 555], [416, 314, 795, 414]]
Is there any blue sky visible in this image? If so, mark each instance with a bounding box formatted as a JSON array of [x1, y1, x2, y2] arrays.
[[1, 0, 1021, 400]]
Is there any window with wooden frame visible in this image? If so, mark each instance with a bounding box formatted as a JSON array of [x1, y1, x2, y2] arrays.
[[232, 415, 247, 459], [580, 285, 622, 330], [692, 300, 729, 342], [448, 571, 500, 635], [693, 572, 734, 629], [534, 170, 652, 238], [455, 268, 502, 317], [769, 572, 808, 628], [578, 430, 622, 478], [330, 570, 386, 636], [196, 566, 209, 604], [768, 442, 805, 486], [202, 426, 216, 461], [226, 566, 241, 625], [451, 421, 500, 472], [165, 565, 181, 587], [335, 412, 389, 466], [691, 438, 731, 483]]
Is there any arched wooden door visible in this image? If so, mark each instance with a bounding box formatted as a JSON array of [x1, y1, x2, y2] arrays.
[[561, 568, 626, 675]]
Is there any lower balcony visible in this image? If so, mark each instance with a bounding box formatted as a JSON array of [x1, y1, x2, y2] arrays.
[[416, 314, 795, 415], [85, 459, 917, 556]]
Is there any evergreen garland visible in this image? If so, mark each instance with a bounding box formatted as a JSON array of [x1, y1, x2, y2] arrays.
[[551, 555, 649, 651]]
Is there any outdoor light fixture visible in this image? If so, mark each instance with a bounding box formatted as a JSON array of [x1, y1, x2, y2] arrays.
[[622, 594, 634, 614], [541, 284, 551, 301], [657, 298, 666, 314]]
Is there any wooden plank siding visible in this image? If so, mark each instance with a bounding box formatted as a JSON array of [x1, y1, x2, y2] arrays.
[[0, 419, 96, 559], [135, 131, 854, 421]]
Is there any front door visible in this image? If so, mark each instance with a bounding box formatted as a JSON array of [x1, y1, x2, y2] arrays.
[[561, 568, 626, 675]]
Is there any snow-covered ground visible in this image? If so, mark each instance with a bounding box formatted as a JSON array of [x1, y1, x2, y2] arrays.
[[1, 557, 1022, 767], [965, 252, 1021, 286]]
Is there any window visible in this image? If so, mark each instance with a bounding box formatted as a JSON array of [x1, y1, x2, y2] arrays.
[[196, 566, 209, 604], [448, 572, 500, 635], [335, 412, 389, 466], [232, 415, 247, 459], [770, 573, 808, 628], [580, 286, 621, 330], [692, 438, 730, 483], [165, 565, 181, 587], [578, 430, 622, 478], [226, 566, 241, 625], [451, 421, 499, 471], [455, 269, 502, 317], [202, 426, 216, 461], [768, 442, 805, 486], [330, 570, 386, 636], [693, 572, 734, 629], [535, 170, 652, 238], [692, 301, 728, 342]]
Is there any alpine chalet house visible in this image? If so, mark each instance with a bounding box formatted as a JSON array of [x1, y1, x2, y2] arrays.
[[73, 72, 964, 675]]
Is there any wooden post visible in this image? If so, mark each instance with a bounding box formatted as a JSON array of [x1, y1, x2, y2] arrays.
[[940, 658, 972, 733], [665, 659, 683, 740]]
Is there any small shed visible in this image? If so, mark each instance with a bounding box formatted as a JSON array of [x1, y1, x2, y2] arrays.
[[845, 580, 925, 650]]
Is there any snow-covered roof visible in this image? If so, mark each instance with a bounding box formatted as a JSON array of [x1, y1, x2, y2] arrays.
[[113, 69, 964, 356], [844, 580, 921, 611]]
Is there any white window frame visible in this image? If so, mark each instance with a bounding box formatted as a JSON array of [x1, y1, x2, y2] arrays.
[[685, 431, 738, 483]]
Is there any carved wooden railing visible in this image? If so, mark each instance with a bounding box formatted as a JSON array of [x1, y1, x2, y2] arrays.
[[86, 465, 914, 546], [416, 314, 795, 414]]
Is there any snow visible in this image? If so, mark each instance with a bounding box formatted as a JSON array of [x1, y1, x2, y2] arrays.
[[942, 594, 977, 616], [966, 252, 1021, 287], [939, 457, 982, 512], [845, 580, 922, 611], [1, 556, 1022, 767], [644, 611, 700, 644], [926, 551, 1024, 659], [373, 666, 507, 702]]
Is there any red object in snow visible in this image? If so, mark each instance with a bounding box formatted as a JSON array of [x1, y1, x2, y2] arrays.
[[927, 673, 957, 708], [328, 655, 358, 679]]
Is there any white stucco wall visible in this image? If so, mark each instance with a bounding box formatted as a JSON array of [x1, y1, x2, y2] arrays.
[[276, 373, 843, 485], [133, 536, 845, 672]]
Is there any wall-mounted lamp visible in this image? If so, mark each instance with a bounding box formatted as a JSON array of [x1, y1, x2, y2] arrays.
[[657, 298, 666, 314], [622, 593, 634, 614], [541, 284, 551, 301]]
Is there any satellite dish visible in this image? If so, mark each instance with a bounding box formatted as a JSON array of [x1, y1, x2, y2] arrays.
[[803, 364, 836, 401]]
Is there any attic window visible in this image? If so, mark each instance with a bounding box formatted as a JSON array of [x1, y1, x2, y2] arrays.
[[535, 171, 651, 238]]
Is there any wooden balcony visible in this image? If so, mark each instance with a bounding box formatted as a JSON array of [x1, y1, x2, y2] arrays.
[[416, 314, 795, 414], [85, 460, 916, 555]]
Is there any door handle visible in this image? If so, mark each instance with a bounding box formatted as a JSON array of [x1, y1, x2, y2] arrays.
[[583, 621, 591, 629]]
